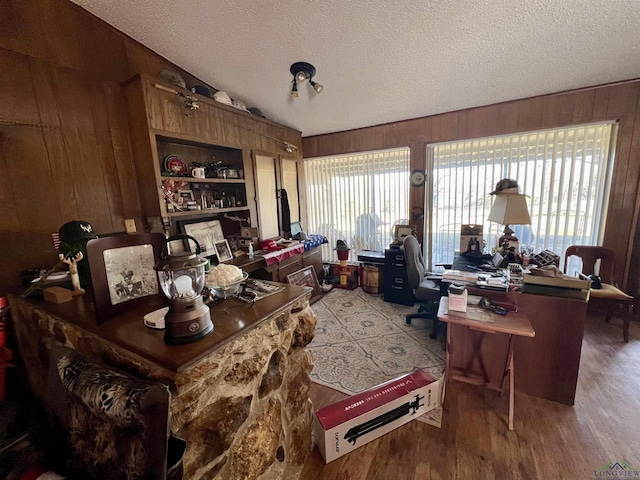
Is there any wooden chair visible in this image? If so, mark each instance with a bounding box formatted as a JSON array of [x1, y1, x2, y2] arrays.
[[564, 246, 634, 342]]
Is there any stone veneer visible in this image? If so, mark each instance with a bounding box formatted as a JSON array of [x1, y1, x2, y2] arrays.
[[11, 292, 317, 480]]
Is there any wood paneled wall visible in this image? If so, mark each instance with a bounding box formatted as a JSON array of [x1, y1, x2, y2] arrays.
[[0, 0, 300, 293], [303, 81, 640, 297]]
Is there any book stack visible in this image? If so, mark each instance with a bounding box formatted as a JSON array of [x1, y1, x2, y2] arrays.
[[522, 273, 591, 300], [442, 270, 478, 286], [475, 273, 509, 292]]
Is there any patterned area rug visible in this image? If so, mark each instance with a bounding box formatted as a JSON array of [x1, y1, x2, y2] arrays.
[[308, 287, 445, 426]]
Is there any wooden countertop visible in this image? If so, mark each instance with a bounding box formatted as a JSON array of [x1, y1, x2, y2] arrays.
[[11, 283, 311, 373]]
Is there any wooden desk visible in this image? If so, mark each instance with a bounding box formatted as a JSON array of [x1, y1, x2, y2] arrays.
[[438, 298, 535, 430], [231, 245, 323, 284], [445, 254, 588, 406]]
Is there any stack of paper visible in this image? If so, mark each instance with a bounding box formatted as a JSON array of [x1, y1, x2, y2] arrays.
[[475, 273, 509, 291], [442, 270, 477, 285]]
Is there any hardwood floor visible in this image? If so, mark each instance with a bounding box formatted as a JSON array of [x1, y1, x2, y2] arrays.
[[302, 313, 640, 479]]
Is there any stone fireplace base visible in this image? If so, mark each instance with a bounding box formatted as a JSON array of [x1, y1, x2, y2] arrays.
[[10, 287, 317, 480]]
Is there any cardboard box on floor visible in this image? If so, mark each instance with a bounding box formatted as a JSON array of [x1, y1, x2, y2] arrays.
[[313, 369, 444, 463]]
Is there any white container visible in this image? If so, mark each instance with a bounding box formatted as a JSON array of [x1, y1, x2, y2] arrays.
[[448, 284, 468, 312]]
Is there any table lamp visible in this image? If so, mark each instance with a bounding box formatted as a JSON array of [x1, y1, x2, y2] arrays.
[[154, 236, 213, 345], [487, 187, 531, 249]]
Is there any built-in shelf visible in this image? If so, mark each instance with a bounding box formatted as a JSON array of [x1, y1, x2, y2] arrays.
[[167, 206, 250, 218], [160, 176, 246, 184]]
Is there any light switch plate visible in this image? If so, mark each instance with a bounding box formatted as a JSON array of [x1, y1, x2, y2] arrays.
[[124, 219, 136, 233]]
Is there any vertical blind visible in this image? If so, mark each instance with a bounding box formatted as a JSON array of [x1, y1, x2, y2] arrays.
[[427, 122, 616, 268], [304, 147, 410, 262]]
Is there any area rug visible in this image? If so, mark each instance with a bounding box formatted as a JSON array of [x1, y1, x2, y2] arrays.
[[308, 287, 445, 427]]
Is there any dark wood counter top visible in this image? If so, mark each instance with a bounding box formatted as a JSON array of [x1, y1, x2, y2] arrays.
[[11, 283, 311, 374]]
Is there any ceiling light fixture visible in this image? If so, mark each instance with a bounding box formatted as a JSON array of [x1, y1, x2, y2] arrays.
[[290, 62, 323, 97]]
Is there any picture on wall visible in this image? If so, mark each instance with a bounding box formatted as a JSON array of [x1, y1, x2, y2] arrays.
[[180, 218, 225, 255]]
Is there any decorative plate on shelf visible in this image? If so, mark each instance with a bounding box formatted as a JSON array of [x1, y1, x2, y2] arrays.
[[164, 155, 188, 176]]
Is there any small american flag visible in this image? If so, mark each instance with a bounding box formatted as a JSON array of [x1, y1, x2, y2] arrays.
[[51, 233, 60, 251]]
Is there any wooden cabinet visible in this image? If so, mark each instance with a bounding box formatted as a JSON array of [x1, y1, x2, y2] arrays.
[[251, 246, 323, 283], [121, 74, 303, 240], [303, 247, 323, 280], [277, 256, 305, 283], [155, 135, 251, 219]]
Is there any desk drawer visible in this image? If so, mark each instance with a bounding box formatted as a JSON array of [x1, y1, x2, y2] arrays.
[[302, 247, 323, 279], [384, 285, 415, 305], [278, 257, 304, 283]]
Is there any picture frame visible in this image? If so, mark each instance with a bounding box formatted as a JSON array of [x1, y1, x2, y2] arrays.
[[214, 239, 233, 262], [290, 221, 304, 237], [286, 266, 322, 304], [86, 233, 167, 324], [178, 189, 194, 202], [394, 224, 416, 241], [179, 217, 225, 256]]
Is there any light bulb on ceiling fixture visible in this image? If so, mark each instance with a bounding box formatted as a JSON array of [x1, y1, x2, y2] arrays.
[[309, 80, 323, 94], [289, 62, 323, 97], [295, 70, 308, 83]]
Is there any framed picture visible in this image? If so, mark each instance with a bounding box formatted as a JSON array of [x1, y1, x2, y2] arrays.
[[393, 224, 416, 241], [290, 221, 304, 237], [178, 189, 194, 202], [214, 239, 233, 262], [86, 233, 167, 324], [179, 218, 224, 255], [286, 266, 322, 304]]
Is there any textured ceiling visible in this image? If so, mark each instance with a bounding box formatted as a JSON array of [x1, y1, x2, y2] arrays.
[[71, 0, 640, 137]]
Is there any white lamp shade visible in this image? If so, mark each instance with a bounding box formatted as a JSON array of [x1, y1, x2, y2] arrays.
[[487, 192, 531, 226]]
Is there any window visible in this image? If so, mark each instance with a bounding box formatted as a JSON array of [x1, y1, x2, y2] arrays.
[[426, 122, 617, 268], [304, 147, 410, 262]]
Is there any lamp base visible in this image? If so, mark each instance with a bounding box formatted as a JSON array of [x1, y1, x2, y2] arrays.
[[498, 224, 519, 251], [164, 297, 213, 345]]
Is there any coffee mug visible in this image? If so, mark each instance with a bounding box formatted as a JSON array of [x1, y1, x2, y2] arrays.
[[191, 167, 206, 179]]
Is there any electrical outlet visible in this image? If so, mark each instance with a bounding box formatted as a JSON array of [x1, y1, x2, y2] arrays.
[[124, 219, 136, 233]]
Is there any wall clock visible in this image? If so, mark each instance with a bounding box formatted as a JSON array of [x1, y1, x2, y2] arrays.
[[410, 169, 426, 187]]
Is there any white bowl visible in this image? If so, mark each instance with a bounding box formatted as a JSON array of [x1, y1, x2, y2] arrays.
[[320, 281, 333, 293], [206, 271, 249, 299]]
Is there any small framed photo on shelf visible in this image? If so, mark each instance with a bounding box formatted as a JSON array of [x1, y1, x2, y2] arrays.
[[214, 239, 233, 262], [179, 218, 225, 256], [177, 189, 195, 205]]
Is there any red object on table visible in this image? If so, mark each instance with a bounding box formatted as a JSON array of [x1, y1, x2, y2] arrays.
[[261, 244, 305, 266], [0, 345, 13, 401]]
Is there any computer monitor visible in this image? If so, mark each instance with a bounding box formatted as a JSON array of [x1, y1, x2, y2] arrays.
[[290, 221, 304, 237]]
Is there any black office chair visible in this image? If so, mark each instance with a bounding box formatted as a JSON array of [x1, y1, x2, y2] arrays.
[[403, 235, 443, 339]]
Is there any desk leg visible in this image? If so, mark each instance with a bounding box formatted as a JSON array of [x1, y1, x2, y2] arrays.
[[465, 331, 489, 383], [509, 352, 515, 430], [500, 335, 515, 394], [443, 323, 451, 406], [506, 336, 515, 431]]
